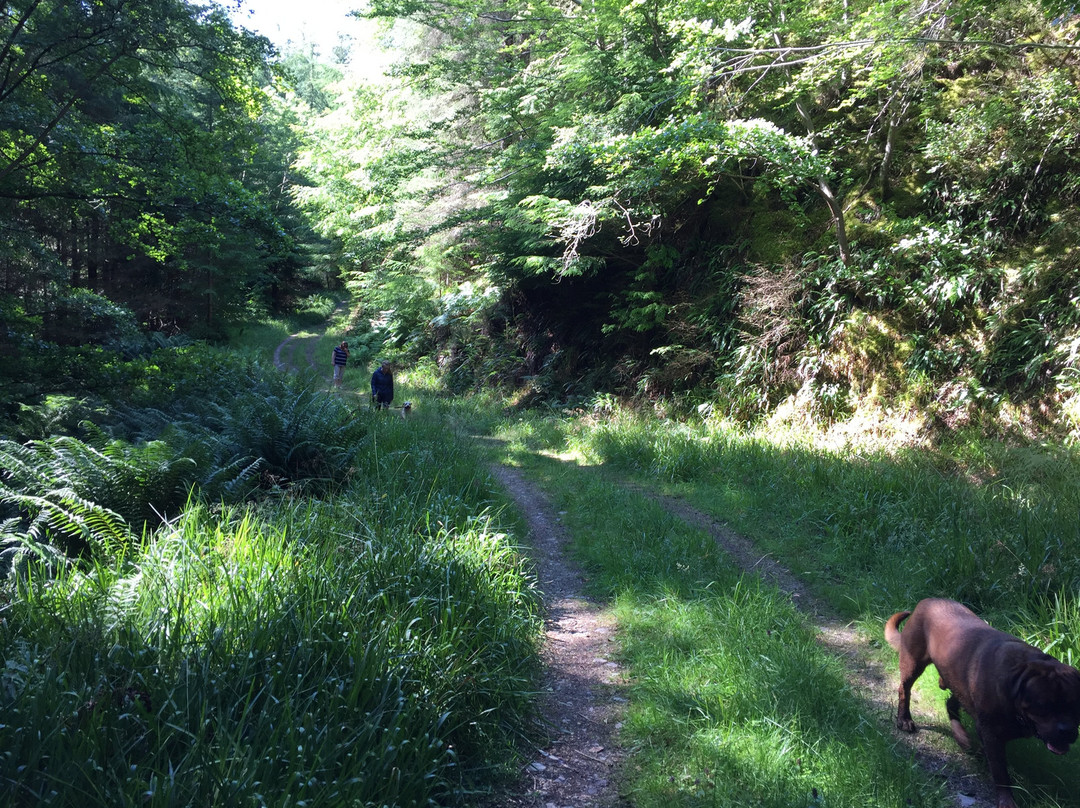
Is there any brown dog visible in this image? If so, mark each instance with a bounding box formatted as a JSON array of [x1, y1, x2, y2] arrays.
[[886, 598, 1080, 808]]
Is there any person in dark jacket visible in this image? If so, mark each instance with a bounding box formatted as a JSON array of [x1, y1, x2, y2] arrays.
[[371, 359, 394, 409]]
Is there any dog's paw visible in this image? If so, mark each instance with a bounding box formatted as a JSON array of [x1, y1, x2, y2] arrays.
[[897, 717, 917, 733]]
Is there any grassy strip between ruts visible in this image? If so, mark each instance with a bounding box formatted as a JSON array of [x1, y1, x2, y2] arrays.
[[485, 445, 944, 808], [476, 406, 1080, 808]]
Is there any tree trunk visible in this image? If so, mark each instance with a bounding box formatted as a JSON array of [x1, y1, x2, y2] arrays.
[[796, 99, 851, 266], [880, 115, 898, 201]]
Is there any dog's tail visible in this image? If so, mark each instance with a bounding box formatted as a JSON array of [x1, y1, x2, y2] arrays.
[[884, 610, 912, 652]]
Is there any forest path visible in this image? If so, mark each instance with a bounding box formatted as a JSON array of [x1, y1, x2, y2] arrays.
[[488, 464, 628, 808], [272, 330, 323, 377], [273, 300, 351, 380], [490, 467, 996, 808], [269, 326, 989, 807], [271, 327, 624, 807]]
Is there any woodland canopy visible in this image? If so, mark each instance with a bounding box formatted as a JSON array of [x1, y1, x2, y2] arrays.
[[3, 0, 1080, 434]]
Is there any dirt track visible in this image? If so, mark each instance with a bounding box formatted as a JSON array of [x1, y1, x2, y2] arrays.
[[488, 465, 627, 808], [272, 327, 993, 807], [272, 333, 319, 375], [489, 470, 996, 808]]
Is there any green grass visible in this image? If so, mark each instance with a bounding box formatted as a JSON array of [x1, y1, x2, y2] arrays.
[[474, 406, 1080, 808], [226, 315, 295, 356], [472, 443, 945, 807], [9, 304, 1080, 807], [2, 498, 542, 806], [618, 589, 926, 808], [547, 411, 1080, 626], [225, 296, 345, 357], [0, 362, 544, 806]]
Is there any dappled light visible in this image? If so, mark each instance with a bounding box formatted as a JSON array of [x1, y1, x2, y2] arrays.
[[4, 1, 1080, 806]]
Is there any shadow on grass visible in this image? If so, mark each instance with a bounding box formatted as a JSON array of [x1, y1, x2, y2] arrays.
[[472, 415, 1080, 808]]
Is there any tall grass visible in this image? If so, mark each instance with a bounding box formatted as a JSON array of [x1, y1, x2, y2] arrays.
[[0, 366, 544, 806], [560, 411, 1080, 632], [0, 490, 540, 806], [225, 315, 294, 357], [619, 584, 935, 808], [224, 295, 341, 357], [2, 507, 443, 806]]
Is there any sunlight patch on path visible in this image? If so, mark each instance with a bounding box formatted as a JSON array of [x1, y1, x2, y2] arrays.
[[272, 302, 348, 379]]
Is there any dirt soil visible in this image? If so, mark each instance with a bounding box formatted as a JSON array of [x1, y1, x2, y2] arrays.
[[489, 471, 999, 808], [273, 327, 994, 807], [488, 465, 628, 808]]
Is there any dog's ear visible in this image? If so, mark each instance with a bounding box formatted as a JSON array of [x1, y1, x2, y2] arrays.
[[1009, 660, 1056, 703], [1011, 660, 1080, 706], [1058, 665, 1080, 701]]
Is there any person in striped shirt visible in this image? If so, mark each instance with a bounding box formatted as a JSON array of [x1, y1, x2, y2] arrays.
[[332, 341, 349, 388]]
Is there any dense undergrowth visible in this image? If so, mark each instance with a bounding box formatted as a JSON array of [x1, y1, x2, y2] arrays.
[[0, 345, 541, 806]]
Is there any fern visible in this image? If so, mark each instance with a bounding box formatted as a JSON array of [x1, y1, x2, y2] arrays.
[[0, 437, 196, 555], [0, 483, 129, 557], [0, 518, 68, 581], [201, 455, 264, 501]]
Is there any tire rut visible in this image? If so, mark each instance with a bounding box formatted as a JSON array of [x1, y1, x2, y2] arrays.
[[273, 301, 349, 379], [489, 464, 628, 808], [626, 484, 996, 808], [492, 466, 997, 808]]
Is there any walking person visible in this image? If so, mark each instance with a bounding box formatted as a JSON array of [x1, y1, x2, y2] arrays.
[[331, 341, 349, 388], [371, 359, 394, 410]]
